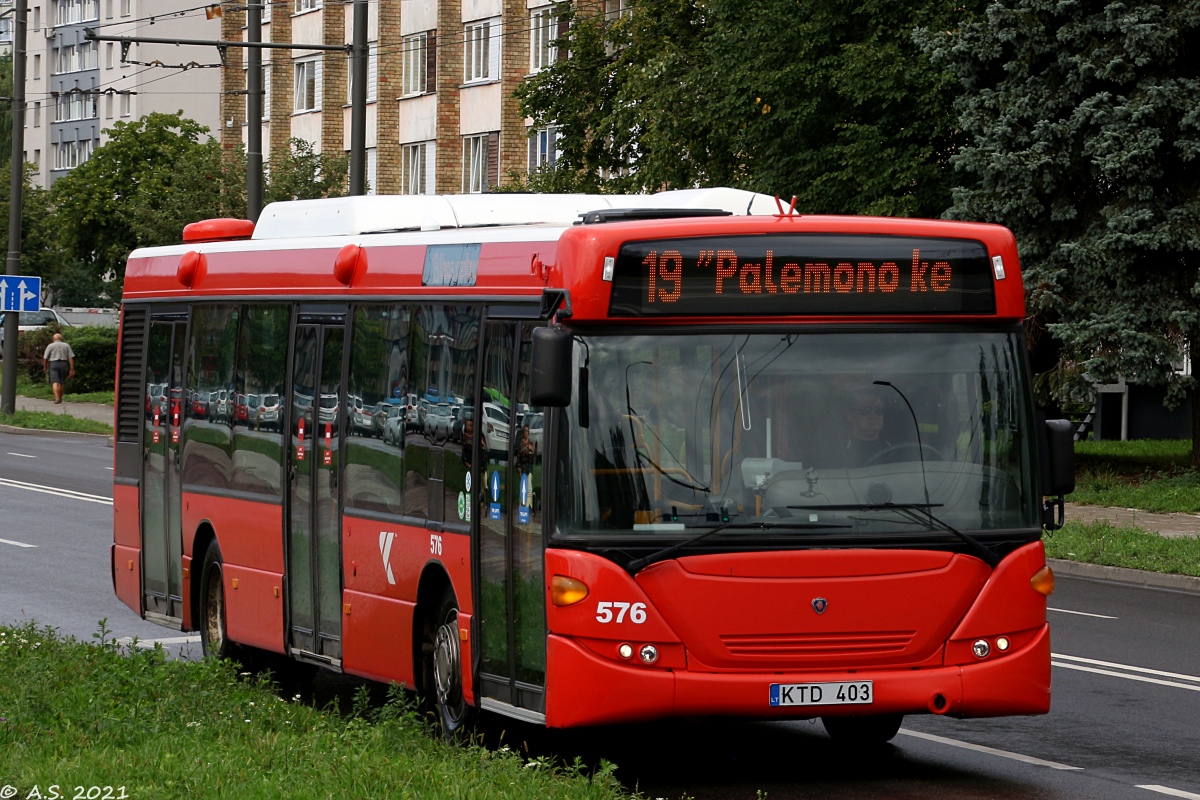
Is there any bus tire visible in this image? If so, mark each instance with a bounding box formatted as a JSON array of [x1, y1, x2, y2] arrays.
[[821, 714, 903, 745], [420, 586, 474, 740], [198, 542, 234, 660]]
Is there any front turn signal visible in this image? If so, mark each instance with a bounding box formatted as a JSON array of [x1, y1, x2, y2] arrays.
[[551, 575, 589, 606], [1031, 565, 1055, 596]]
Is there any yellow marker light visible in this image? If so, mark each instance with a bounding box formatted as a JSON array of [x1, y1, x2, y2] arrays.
[[551, 575, 589, 607], [1030, 565, 1055, 596]]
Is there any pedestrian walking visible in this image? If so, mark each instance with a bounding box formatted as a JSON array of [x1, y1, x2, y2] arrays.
[[42, 333, 76, 404]]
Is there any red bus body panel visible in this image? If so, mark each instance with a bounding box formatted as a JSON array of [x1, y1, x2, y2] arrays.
[[112, 483, 142, 615], [181, 493, 286, 653], [544, 542, 1049, 728], [341, 516, 474, 701]]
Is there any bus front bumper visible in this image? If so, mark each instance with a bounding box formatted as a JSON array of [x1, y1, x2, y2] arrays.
[[544, 624, 1050, 729]]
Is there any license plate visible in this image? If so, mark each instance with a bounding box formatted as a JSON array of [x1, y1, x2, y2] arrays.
[[769, 680, 873, 707]]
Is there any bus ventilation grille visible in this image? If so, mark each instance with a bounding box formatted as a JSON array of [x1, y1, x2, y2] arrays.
[[116, 307, 148, 444], [719, 631, 916, 657]]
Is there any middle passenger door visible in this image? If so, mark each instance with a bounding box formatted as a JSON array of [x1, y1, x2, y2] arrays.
[[286, 308, 347, 664]]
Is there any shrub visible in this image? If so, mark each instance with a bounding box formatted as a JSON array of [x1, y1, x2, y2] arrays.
[[17, 323, 118, 393]]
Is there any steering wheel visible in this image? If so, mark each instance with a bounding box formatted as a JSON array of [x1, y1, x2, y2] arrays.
[[866, 442, 944, 466]]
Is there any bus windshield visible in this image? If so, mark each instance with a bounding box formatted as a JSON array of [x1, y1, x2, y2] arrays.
[[554, 329, 1039, 541]]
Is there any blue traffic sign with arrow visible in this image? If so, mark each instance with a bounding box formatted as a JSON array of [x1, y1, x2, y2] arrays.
[[0, 276, 41, 313]]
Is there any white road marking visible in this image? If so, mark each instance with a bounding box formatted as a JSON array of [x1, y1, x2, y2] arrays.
[[898, 728, 1082, 770], [0, 476, 113, 505], [1048, 607, 1118, 619], [1052, 662, 1200, 692], [1053, 654, 1200, 684], [1138, 786, 1200, 799], [116, 635, 201, 649], [6, 452, 36, 458], [0, 537, 36, 548]]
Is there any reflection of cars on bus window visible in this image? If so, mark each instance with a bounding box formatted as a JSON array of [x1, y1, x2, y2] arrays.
[[382, 405, 405, 445], [482, 402, 510, 455], [253, 393, 281, 431], [425, 402, 455, 439]]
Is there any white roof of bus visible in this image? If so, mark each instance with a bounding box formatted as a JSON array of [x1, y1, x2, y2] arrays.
[[250, 188, 778, 240]]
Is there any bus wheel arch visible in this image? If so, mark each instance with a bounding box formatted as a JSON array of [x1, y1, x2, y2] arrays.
[[414, 566, 474, 739], [189, 523, 217, 632]]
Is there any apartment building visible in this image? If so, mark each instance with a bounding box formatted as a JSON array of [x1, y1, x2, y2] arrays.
[[221, 0, 565, 195], [20, 0, 220, 188]]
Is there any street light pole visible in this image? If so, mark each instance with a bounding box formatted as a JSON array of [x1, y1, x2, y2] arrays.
[[349, 0, 368, 195], [2, 0, 27, 415], [246, 2, 263, 221]]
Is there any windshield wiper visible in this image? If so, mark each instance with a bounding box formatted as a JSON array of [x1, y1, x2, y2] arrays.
[[788, 503, 1000, 567], [626, 519, 851, 575]]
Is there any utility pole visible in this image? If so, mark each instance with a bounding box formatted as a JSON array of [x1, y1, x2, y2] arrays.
[[349, 0, 368, 195], [246, 2, 263, 220], [2, 0, 27, 415]]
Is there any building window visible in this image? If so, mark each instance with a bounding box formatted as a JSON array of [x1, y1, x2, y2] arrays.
[[463, 133, 497, 194], [106, 42, 113, 69], [33, 102, 40, 127], [54, 139, 93, 170], [262, 1, 271, 22], [55, 0, 100, 26], [530, 6, 559, 73], [32, 54, 40, 80], [294, 59, 318, 112], [402, 32, 427, 96], [294, 0, 319, 12], [120, 0, 129, 16], [55, 91, 97, 122], [402, 142, 428, 195], [528, 125, 560, 171], [464, 19, 498, 83], [120, 91, 130, 116]]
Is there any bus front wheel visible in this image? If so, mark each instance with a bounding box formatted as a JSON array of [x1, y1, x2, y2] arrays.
[[421, 587, 474, 739], [821, 714, 903, 745]]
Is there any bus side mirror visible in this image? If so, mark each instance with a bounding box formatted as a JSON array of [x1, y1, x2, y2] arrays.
[[530, 327, 573, 407], [1041, 419, 1075, 530], [1044, 419, 1075, 496]]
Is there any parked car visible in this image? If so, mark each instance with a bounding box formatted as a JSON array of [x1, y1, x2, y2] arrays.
[[425, 402, 455, 440], [348, 395, 374, 436], [382, 405, 406, 445], [482, 402, 510, 456], [0, 308, 72, 347], [249, 393, 281, 431]]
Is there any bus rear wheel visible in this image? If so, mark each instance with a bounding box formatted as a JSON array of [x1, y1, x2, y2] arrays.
[[821, 714, 903, 745], [421, 587, 474, 739], [199, 543, 233, 660]]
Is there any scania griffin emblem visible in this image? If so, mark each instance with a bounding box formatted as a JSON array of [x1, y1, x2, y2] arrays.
[[812, 597, 828, 614]]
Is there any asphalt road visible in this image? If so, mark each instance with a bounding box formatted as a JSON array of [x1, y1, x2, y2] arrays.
[[2, 428, 1199, 799]]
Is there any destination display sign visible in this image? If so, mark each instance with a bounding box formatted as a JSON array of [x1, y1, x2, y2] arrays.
[[607, 234, 997, 317]]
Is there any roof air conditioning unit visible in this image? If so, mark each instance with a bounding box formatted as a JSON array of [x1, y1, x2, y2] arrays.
[[45, 26, 55, 39]]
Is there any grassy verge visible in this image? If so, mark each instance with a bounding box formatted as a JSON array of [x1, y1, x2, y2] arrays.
[[1, 373, 114, 405], [0, 622, 630, 800], [1070, 439, 1200, 513], [0, 410, 112, 435], [1044, 519, 1200, 578]]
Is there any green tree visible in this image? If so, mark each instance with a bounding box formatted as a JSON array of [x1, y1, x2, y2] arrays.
[[50, 111, 220, 300], [921, 0, 1200, 461], [0, 166, 76, 302], [517, 0, 975, 216], [264, 138, 351, 203]]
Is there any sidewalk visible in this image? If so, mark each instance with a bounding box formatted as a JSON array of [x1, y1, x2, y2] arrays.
[[9, 394, 114, 426], [1065, 503, 1200, 539]]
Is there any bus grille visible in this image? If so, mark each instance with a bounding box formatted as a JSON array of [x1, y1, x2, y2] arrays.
[[720, 630, 916, 657]]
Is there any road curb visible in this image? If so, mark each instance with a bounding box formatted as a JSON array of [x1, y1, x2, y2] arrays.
[[1049, 557, 1200, 595], [0, 424, 113, 443]]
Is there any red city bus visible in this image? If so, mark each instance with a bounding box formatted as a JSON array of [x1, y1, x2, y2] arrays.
[[112, 189, 1074, 742]]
